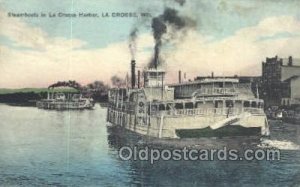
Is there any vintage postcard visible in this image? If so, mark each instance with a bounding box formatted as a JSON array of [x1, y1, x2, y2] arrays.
[[0, 0, 300, 186]]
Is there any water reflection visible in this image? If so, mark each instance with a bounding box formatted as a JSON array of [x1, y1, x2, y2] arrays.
[[106, 122, 300, 186], [0, 104, 299, 186]]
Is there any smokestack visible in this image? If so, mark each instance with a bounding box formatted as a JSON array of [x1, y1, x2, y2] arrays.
[[288, 56, 293, 66], [144, 72, 146, 87], [137, 70, 141, 88], [131, 60, 136, 88], [211, 72, 214, 78], [179, 70, 182, 83]]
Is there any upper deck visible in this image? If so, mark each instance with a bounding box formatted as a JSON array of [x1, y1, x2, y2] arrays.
[[169, 78, 254, 100]]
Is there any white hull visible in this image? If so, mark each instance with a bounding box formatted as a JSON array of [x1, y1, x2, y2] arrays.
[[37, 99, 94, 110], [107, 107, 269, 139]]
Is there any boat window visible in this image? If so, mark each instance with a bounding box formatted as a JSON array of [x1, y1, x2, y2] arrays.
[[216, 101, 224, 108], [151, 105, 158, 112], [225, 100, 234, 107], [166, 104, 172, 110], [129, 93, 135, 102], [243, 101, 250, 107], [251, 102, 257, 108], [195, 102, 200, 108], [185, 102, 194, 109], [258, 102, 264, 108], [175, 103, 184, 109], [159, 104, 165, 111]]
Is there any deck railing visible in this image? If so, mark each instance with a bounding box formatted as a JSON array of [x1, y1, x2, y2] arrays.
[[196, 88, 237, 96], [151, 107, 264, 117], [108, 100, 265, 117]]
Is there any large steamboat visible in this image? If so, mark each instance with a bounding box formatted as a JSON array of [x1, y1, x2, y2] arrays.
[[107, 60, 269, 139]]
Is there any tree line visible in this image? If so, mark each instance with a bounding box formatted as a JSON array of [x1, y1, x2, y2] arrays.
[[0, 75, 126, 105]]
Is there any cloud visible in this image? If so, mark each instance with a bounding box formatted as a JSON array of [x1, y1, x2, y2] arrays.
[[164, 15, 300, 82], [0, 9, 300, 88], [0, 8, 154, 88], [0, 9, 86, 50]]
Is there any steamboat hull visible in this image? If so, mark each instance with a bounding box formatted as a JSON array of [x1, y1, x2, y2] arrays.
[[175, 126, 261, 138], [107, 108, 269, 139], [36, 100, 94, 110]]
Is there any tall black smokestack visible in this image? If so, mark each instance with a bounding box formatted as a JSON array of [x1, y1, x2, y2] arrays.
[[131, 60, 136, 88], [137, 70, 141, 88], [154, 43, 160, 69], [288, 56, 293, 66], [129, 28, 138, 61], [179, 70, 182, 83]]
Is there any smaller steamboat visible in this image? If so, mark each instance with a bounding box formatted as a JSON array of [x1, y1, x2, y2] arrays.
[[37, 92, 94, 110]]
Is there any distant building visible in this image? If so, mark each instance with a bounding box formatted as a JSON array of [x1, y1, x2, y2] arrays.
[[262, 56, 300, 107], [281, 76, 300, 106]]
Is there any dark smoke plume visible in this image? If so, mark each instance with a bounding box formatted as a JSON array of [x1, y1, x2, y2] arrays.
[[111, 75, 126, 87], [48, 80, 82, 90], [151, 17, 167, 68], [174, 0, 186, 6], [129, 28, 138, 60], [150, 7, 196, 68]]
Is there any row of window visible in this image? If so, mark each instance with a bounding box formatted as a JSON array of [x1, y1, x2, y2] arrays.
[[152, 100, 263, 111]]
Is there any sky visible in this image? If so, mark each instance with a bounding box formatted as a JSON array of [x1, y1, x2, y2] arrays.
[[1, 0, 300, 88]]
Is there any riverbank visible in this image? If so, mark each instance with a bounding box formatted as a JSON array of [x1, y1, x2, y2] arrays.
[[0, 92, 46, 106], [0, 88, 108, 106]]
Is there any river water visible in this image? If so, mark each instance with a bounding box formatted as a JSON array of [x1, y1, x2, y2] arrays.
[[0, 104, 300, 186]]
